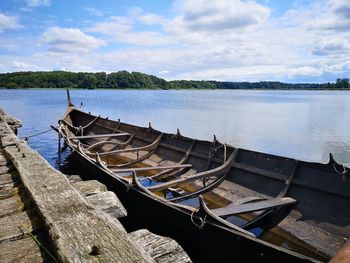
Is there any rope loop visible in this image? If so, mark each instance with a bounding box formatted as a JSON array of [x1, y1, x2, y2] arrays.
[[190, 209, 206, 229]]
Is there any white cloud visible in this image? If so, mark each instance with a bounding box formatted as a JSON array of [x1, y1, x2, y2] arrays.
[[87, 16, 133, 35], [26, 0, 51, 7], [0, 14, 22, 32], [330, 0, 350, 18], [167, 0, 270, 33], [296, 0, 350, 32], [87, 15, 171, 46], [13, 60, 38, 70], [159, 70, 170, 75], [85, 7, 104, 17], [41, 27, 105, 53], [1, 0, 349, 82], [114, 31, 171, 46], [312, 41, 350, 56], [138, 13, 167, 25], [289, 66, 323, 77]]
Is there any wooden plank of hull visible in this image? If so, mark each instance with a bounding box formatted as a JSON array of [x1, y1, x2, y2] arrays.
[[66, 142, 319, 262], [61, 106, 348, 261], [211, 197, 297, 217]]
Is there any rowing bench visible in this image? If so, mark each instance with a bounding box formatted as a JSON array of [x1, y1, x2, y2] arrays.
[[211, 197, 297, 217], [111, 164, 192, 173], [69, 133, 130, 140]]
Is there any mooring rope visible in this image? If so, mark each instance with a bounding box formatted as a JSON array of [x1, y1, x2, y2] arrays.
[[190, 209, 206, 229], [21, 127, 56, 141]]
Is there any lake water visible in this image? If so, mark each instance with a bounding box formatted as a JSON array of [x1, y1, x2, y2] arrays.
[[0, 89, 350, 168]]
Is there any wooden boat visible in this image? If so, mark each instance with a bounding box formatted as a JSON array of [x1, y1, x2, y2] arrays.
[[57, 90, 349, 262]]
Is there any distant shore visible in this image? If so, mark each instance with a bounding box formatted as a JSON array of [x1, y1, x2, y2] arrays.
[[0, 70, 349, 90], [1, 87, 350, 91]]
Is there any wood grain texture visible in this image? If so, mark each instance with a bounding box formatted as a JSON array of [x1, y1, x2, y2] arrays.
[[86, 191, 127, 219], [0, 117, 154, 263], [0, 185, 19, 200], [0, 210, 43, 244], [0, 194, 27, 218], [0, 234, 50, 263], [0, 171, 19, 187], [72, 180, 108, 196], [129, 229, 192, 263], [67, 174, 83, 183]]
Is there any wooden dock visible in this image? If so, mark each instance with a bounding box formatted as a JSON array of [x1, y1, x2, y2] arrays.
[[0, 109, 191, 263]]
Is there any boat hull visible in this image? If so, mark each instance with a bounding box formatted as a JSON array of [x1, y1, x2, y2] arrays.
[[68, 149, 316, 263]]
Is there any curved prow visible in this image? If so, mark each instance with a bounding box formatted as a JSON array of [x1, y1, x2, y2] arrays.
[[66, 89, 74, 107]]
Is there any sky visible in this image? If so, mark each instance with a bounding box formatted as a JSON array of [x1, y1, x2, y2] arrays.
[[0, 0, 349, 83]]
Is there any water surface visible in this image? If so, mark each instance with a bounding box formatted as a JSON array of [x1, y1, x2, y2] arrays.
[[0, 89, 349, 167]]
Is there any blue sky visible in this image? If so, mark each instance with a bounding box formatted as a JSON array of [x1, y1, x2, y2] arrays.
[[0, 0, 349, 83]]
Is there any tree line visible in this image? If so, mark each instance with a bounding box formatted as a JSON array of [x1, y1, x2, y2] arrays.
[[0, 71, 349, 90]]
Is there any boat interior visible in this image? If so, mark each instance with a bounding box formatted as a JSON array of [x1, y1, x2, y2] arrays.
[[59, 107, 350, 259]]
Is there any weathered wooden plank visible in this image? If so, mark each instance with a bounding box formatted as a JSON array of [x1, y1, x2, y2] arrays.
[[0, 156, 10, 166], [0, 194, 30, 218], [0, 109, 21, 134], [0, 172, 19, 186], [212, 197, 297, 217], [129, 229, 192, 263], [0, 185, 19, 200], [0, 210, 43, 244], [86, 191, 127, 219], [67, 174, 83, 183], [0, 165, 14, 175], [70, 177, 127, 218], [0, 119, 155, 263], [72, 180, 107, 196], [0, 234, 51, 263]]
